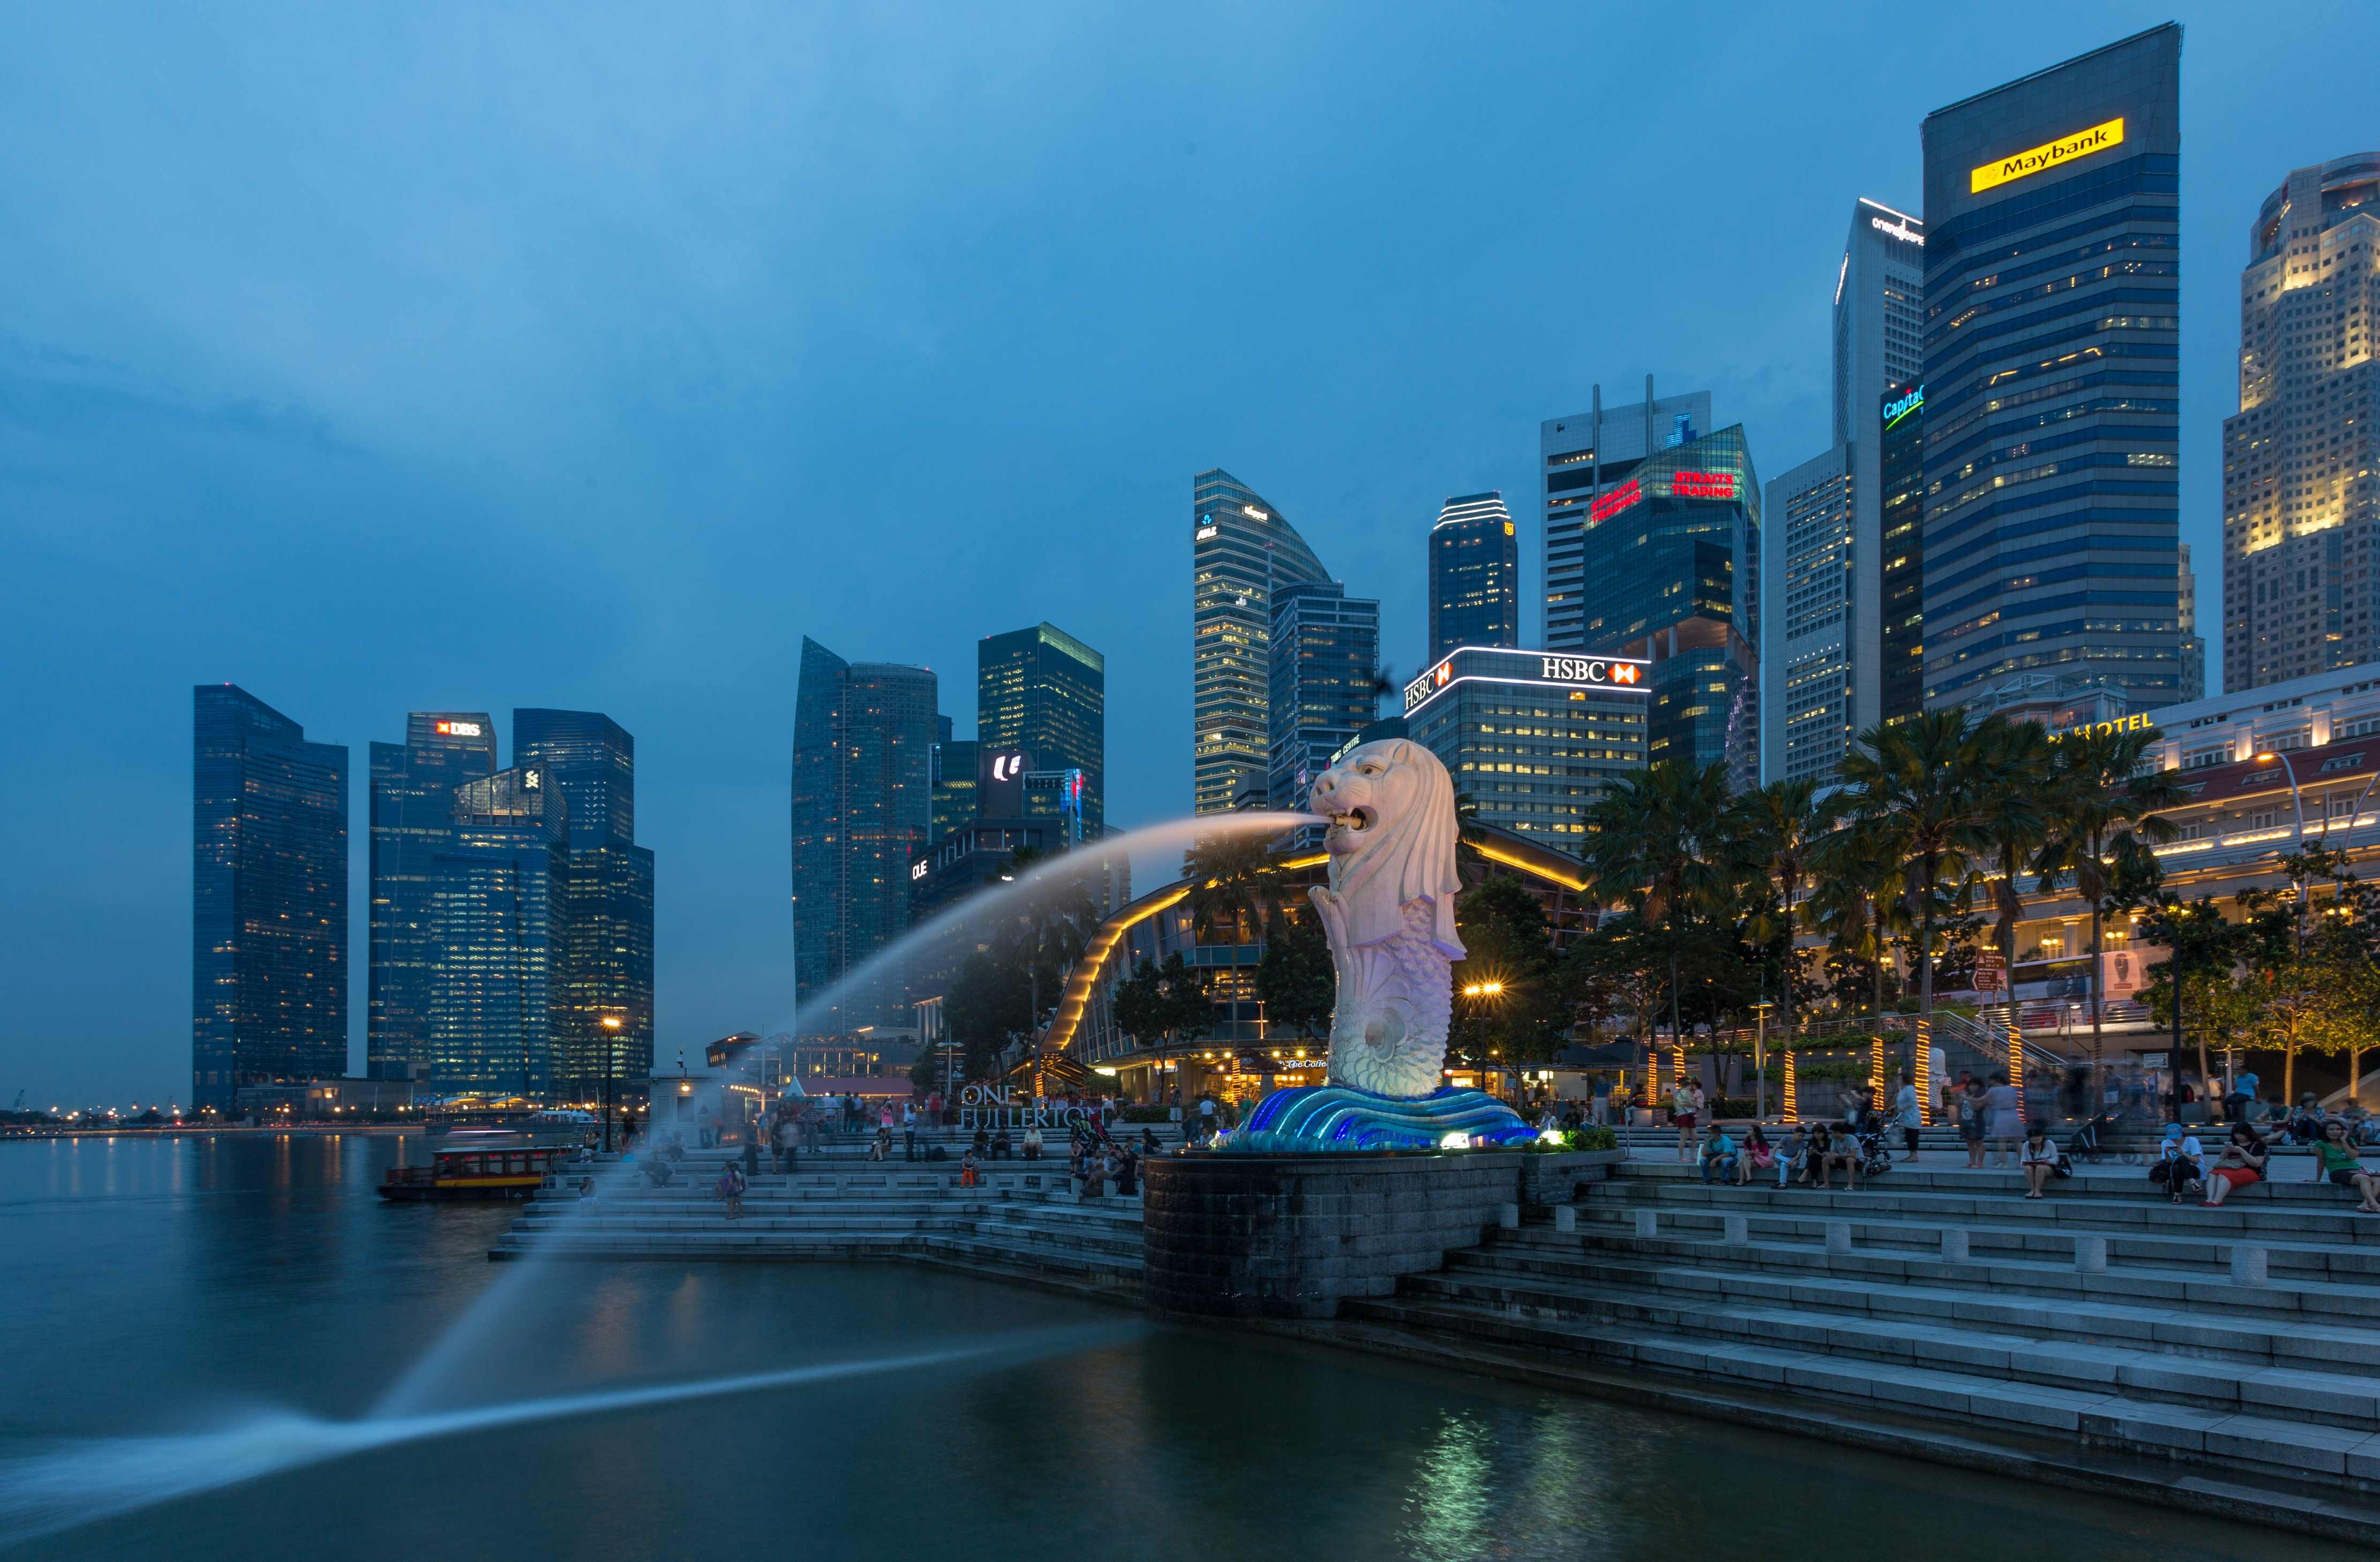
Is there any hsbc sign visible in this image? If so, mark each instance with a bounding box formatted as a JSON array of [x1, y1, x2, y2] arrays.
[[1405, 647, 1651, 712]]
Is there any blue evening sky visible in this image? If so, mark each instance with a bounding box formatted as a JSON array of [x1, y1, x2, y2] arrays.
[[3, 4, 2371, 1106]]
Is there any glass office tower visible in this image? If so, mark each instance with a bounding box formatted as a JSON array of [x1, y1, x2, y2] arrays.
[[2222, 152, 2380, 691], [192, 685, 349, 1112], [1192, 469, 1332, 814], [1764, 446, 1858, 784], [1541, 384, 1713, 654], [516, 708, 654, 1103], [1427, 492, 1519, 662], [1879, 381, 1927, 725], [1267, 580, 1380, 814], [367, 712, 498, 1082], [930, 714, 979, 843], [790, 637, 937, 1028], [977, 623, 1104, 837], [1401, 648, 1648, 853], [1569, 423, 1763, 791], [425, 765, 569, 1100], [1919, 23, 2183, 715]]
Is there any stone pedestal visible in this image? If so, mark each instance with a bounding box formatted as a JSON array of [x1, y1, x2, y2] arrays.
[[1142, 1149, 1619, 1319]]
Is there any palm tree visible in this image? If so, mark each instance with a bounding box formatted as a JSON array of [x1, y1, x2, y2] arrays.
[[1809, 815, 1906, 1017], [2034, 726, 2184, 1085], [1972, 717, 2053, 1062], [1581, 760, 1736, 1057], [1734, 778, 1837, 1064], [1183, 833, 1282, 945], [1835, 711, 1995, 1078]]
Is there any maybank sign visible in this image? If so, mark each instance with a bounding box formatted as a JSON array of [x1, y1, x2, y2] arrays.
[[1971, 116, 2124, 194]]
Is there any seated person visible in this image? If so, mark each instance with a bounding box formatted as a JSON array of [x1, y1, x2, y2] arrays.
[[2312, 1119, 2380, 1214], [1736, 1124, 1776, 1186], [2019, 1120, 2063, 1199], [2203, 1123, 2268, 1207], [1776, 1124, 1811, 1188], [1700, 1126, 1738, 1184]]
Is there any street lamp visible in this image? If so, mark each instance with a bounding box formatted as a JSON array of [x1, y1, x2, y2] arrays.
[[600, 1013, 624, 1153]]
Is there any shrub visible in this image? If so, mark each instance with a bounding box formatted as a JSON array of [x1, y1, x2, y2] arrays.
[[1118, 1105, 1172, 1124]]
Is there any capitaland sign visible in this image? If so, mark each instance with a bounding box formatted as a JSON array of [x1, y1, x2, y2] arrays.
[[1403, 649, 1649, 712], [1884, 386, 1924, 429], [1971, 116, 2125, 194]]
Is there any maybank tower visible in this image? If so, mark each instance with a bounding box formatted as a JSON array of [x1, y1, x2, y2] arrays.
[[1918, 24, 2184, 723]]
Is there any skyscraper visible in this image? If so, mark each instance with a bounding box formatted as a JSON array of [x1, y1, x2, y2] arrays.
[[1427, 493, 1519, 662], [2222, 153, 2380, 691], [1762, 202, 1925, 786], [367, 712, 497, 1082], [790, 637, 936, 1028], [930, 714, 978, 843], [1556, 402, 1762, 790], [1268, 580, 1380, 814], [1764, 446, 1858, 785], [1403, 648, 1648, 852], [515, 709, 654, 1103], [1542, 385, 1712, 654], [1920, 24, 2184, 716], [2178, 542, 2208, 701], [192, 685, 349, 1112], [513, 709, 634, 846], [1192, 469, 1332, 813], [1834, 200, 1929, 449], [425, 765, 569, 1099], [1879, 380, 1927, 725], [977, 622, 1105, 837]]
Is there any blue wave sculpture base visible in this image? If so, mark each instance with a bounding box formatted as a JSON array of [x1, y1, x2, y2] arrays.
[[1222, 1084, 1538, 1153]]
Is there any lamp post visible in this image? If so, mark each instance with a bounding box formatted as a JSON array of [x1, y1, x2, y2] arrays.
[[1461, 981, 1506, 1099], [600, 1013, 624, 1153]]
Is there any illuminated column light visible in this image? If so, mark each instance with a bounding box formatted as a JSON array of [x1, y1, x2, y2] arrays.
[[1782, 1048, 1798, 1122], [1868, 1033, 1887, 1109], [2007, 1008, 2026, 1094], [1912, 1016, 1932, 1125]]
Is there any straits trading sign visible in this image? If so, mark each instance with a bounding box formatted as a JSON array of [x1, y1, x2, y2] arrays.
[[1971, 116, 2125, 194], [1404, 648, 1649, 713]]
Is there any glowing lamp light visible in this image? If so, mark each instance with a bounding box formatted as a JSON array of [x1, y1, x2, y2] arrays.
[[1537, 1128, 1565, 1146], [1439, 1130, 1471, 1150], [1092, 1065, 1118, 1076]]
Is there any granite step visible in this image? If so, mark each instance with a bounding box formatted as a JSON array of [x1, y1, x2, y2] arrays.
[[1432, 1247, 2380, 1372], [1347, 1291, 2380, 1487], [1392, 1266, 2380, 1430], [1552, 1205, 2380, 1282]]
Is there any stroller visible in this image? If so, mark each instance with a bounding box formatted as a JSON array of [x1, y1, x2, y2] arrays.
[[2067, 1113, 2116, 1165], [1847, 1119, 1895, 1180]]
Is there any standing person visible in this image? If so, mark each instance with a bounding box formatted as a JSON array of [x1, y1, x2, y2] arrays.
[[1894, 1073, 1923, 1162], [1983, 1071, 2023, 1169], [720, 1159, 746, 1220], [2228, 1068, 2259, 1124], [902, 1101, 919, 1162], [1671, 1079, 1699, 1163], [2312, 1119, 2380, 1213], [741, 1132, 760, 1183], [1197, 1093, 1218, 1143], [776, 1112, 800, 1173], [1957, 1077, 1987, 1170], [2202, 1123, 2268, 1208], [2019, 1121, 2060, 1199]]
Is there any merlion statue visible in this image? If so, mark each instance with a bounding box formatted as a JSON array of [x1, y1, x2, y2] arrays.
[[1220, 739, 1536, 1152], [1308, 740, 1465, 1098]]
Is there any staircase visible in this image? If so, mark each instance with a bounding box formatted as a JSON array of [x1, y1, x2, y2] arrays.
[[498, 1152, 1146, 1302], [1346, 1159, 2380, 1523]]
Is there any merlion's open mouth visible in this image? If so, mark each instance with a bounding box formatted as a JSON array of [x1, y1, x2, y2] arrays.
[[1329, 807, 1373, 833]]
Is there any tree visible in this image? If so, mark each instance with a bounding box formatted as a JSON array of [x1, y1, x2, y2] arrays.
[[1835, 711, 1993, 1068], [945, 950, 1032, 1083], [1183, 833, 1282, 945], [1974, 716, 2054, 981], [1112, 953, 1217, 1052], [2138, 896, 2243, 1094], [1808, 813, 1906, 1018], [1448, 874, 1565, 1068], [1256, 905, 1334, 1039], [2034, 726, 2183, 1083], [1733, 778, 1838, 1060], [1581, 760, 1737, 1050]]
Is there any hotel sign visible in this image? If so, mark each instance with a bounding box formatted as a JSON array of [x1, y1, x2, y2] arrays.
[[2056, 712, 2158, 742], [1403, 648, 1649, 713], [1971, 116, 2124, 194]]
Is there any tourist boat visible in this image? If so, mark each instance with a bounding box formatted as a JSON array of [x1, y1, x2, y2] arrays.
[[379, 1137, 574, 1201]]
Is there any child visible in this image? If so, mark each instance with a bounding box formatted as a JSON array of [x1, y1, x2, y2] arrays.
[[958, 1148, 981, 1189]]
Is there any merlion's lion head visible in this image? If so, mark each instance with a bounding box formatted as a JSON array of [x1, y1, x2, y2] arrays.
[[1308, 739, 1463, 956]]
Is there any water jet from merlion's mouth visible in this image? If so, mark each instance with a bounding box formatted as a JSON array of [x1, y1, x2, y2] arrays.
[[376, 808, 1319, 1421], [2, 1326, 1139, 1548]]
